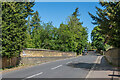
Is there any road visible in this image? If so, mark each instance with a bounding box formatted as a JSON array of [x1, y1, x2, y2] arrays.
[[2, 51, 113, 80]]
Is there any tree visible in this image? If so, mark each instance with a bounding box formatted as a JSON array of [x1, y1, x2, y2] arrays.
[[67, 8, 88, 54], [89, 1, 120, 48], [56, 8, 88, 54], [57, 23, 73, 51], [86, 42, 92, 51], [2, 2, 34, 58], [25, 8, 88, 54], [30, 11, 41, 48], [25, 16, 33, 48], [41, 22, 55, 49], [91, 26, 105, 52], [27, 16, 32, 35], [0, 1, 2, 56]]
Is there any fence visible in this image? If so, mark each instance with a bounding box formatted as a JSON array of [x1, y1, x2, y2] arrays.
[[2, 57, 20, 69]]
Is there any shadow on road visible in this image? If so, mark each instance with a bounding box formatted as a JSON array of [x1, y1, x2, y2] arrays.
[[67, 53, 120, 79], [67, 57, 116, 71]]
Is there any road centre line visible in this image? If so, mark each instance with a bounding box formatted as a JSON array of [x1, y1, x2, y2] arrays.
[[66, 61, 72, 64], [51, 65, 62, 70], [26, 72, 43, 79], [3, 56, 81, 79], [39, 56, 80, 66]]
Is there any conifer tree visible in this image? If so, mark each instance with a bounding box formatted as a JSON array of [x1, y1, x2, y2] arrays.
[[89, 1, 120, 48], [25, 16, 33, 48], [68, 8, 88, 54], [2, 2, 34, 58], [91, 26, 105, 52], [30, 11, 41, 48], [56, 8, 88, 54]]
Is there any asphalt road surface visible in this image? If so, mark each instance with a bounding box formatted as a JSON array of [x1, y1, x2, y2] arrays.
[[2, 51, 103, 80]]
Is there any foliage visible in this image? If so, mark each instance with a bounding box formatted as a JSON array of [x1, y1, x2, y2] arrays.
[[2, 2, 88, 58], [65, 8, 88, 53], [89, 1, 120, 48], [91, 26, 106, 51], [25, 8, 88, 54], [31, 11, 41, 48], [0, 1, 2, 55], [86, 42, 92, 51], [2, 2, 34, 58]]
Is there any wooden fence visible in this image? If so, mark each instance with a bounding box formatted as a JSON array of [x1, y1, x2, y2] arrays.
[[2, 57, 20, 69]]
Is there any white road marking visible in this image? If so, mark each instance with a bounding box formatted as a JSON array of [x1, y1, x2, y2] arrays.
[[36, 55, 81, 66], [51, 65, 62, 70], [98, 56, 102, 64], [26, 72, 43, 79], [66, 61, 72, 64], [85, 56, 102, 79]]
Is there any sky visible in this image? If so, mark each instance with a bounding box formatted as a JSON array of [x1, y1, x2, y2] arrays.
[[32, 2, 101, 42]]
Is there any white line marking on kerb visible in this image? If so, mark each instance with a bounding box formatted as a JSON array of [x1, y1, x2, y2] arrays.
[[26, 72, 43, 79], [66, 61, 72, 64], [51, 65, 62, 70], [85, 56, 102, 79]]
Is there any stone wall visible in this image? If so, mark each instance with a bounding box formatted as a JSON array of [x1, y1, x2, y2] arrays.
[[20, 57, 72, 65], [20, 49, 76, 65], [105, 48, 120, 67], [20, 48, 76, 57]]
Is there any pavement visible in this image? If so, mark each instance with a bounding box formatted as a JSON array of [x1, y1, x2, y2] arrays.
[[2, 51, 120, 80]]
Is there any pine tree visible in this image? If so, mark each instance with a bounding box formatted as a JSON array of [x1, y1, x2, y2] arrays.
[[91, 26, 105, 52], [89, 1, 120, 48], [2, 2, 34, 58], [0, 1, 2, 55], [25, 16, 33, 48], [27, 16, 32, 35], [68, 8, 88, 54], [56, 8, 88, 54], [30, 11, 41, 48]]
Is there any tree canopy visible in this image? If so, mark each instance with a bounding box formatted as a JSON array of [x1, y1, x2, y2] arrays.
[[89, 1, 120, 48], [2, 2, 89, 58], [2, 2, 34, 58], [91, 26, 106, 51], [25, 8, 88, 54]]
